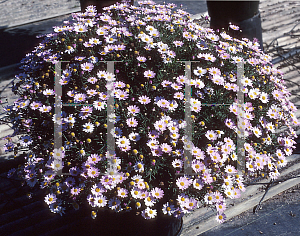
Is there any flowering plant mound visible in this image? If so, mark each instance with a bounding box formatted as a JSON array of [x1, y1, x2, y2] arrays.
[[3, 0, 299, 223]]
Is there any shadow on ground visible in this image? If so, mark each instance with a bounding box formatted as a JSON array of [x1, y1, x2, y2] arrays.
[[0, 14, 74, 68], [0, 26, 41, 67]]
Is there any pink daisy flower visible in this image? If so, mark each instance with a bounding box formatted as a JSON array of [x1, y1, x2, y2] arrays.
[[154, 120, 167, 132], [126, 117, 138, 127], [71, 187, 81, 196], [220, 53, 230, 59], [211, 75, 224, 86], [214, 192, 224, 203], [205, 53, 216, 62], [81, 62, 94, 72], [229, 24, 239, 30], [173, 41, 184, 47], [192, 160, 204, 173], [144, 70, 156, 78], [174, 92, 184, 100], [157, 99, 170, 108], [151, 187, 164, 199], [39, 105, 52, 113], [160, 143, 172, 153], [208, 67, 221, 76], [87, 167, 100, 178], [202, 170, 213, 184], [176, 176, 192, 190], [138, 95, 151, 104], [216, 213, 226, 223], [127, 105, 140, 115], [74, 93, 87, 103], [115, 90, 129, 100]]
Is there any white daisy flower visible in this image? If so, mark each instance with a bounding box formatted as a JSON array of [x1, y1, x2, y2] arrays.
[[193, 67, 207, 78], [52, 148, 64, 159], [252, 127, 262, 138], [74, 24, 87, 33], [131, 188, 142, 199], [277, 157, 287, 167], [224, 187, 235, 199], [141, 34, 153, 43], [64, 114, 76, 124], [266, 122, 275, 133], [116, 136, 130, 148], [146, 25, 156, 32], [232, 56, 244, 64], [144, 195, 156, 207], [83, 122, 94, 133], [172, 159, 183, 168], [193, 178, 204, 190], [45, 193, 57, 205], [51, 159, 64, 171], [205, 130, 218, 141], [144, 207, 157, 219], [104, 72, 116, 82], [241, 76, 253, 87], [204, 192, 215, 205], [95, 195, 108, 208], [129, 132, 140, 142], [228, 46, 237, 54], [93, 100, 106, 111], [225, 165, 237, 174], [259, 92, 269, 103], [43, 89, 55, 96]]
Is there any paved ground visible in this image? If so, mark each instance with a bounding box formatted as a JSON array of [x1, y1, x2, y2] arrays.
[[0, 0, 81, 67], [0, 0, 80, 28], [0, 0, 300, 235], [202, 183, 300, 236]]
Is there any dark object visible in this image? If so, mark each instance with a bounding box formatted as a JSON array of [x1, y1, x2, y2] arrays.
[[80, 0, 134, 13], [289, 211, 296, 217], [206, 1, 263, 50], [294, 137, 300, 154], [63, 208, 183, 236]]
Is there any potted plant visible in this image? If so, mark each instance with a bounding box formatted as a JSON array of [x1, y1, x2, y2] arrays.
[[3, 0, 299, 235]]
